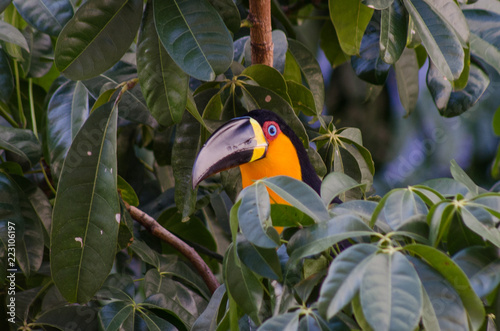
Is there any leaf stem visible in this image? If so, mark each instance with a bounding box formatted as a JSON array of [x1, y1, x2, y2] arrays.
[[28, 78, 38, 138], [40, 160, 57, 195], [0, 103, 18, 127], [13, 60, 26, 128]]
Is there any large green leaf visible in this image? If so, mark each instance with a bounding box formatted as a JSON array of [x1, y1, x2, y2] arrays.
[[352, 19, 391, 85], [51, 101, 120, 303], [329, 0, 374, 56], [0, 173, 44, 277], [360, 252, 422, 331], [409, 256, 468, 331], [0, 126, 41, 169], [463, 9, 500, 75], [35, 306, 99, 331], [208, 0, 240, 35], [321, 172, 365, 206], [0, 47, 13, 103], [21, 28, 53, 78], [262, 176, 330, 222], [460, 205, 500, 249], [0, 21, 29, 52], [426, 60, 489, 117], [192, 284, 227, 331], [137, 1, 188, 128], [318, 243, 378, 319], [394, 47, 419, 116], [402, 0, 464, 82], [426, 0, 469, 46], [382, 188, 427, 230], [55, 0, 143, 80], [287, 214, 374, 265], [380, 0, 407, 64], [238, 182, 280, 248], [236, 236, 282, 280], [453, 247, 500, 299], [288, 39, 325, 116], [320, 21, 348, 68], [404, 244, 485, 330], [13, 0, 73, 36], [172, 111, 200, 219], [241, 64, 291, 105], [153, 0, 233, 81], [46, 80, 88, 183], [223, 243, 263, 324]]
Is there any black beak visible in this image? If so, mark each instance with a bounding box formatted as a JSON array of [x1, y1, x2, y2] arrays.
[[192, 117, 268, 188]]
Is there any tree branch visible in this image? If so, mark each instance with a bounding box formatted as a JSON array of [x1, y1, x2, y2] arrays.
[[249, 0, 273, 66], [125, 203, 220, 294]]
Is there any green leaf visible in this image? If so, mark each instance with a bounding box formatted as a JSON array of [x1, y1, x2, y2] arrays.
[[409, 256, 468, 331], [46, 80, 88, 183], [223, 244, 263, 324], [238, 182, 280, 248], [380, 0, 407, 64], [236, 236, 282, 280], [321, 172, 364, 206], [51, 101, 120, 303], [320, 20, 348, 68], [394, 47, 419, 116], [129, 239, 160, 268], [0, 126, 41, 169], [360, 252, 422, 331], [404, 244, 485, 330], [55, 0, 143, 80], [0, 47, 13, 103], [0, 173, 44, 277], [21, 27, 54, 78], [465, 10, 500, 75], [453, 247, 500, 299], [450, 159, 481, 196], [286, 80, 317, 116], [208, 0, 240, 35], [262, 176, 330, 222], [0, 21, 29, 52], [99, 301, 135, 331], [34, 306, 99, 330], [287, 214, 374, 265], [428, 201, 455, 246], [402, 0, 464, 82], [383, 188, 427, 230], [319, 243, 378, 319], [419, 177, 469, 198], [351, 20, 391, 85], [137, 1, 188, 128], [13, 0, 73, 36], [241, 64, 290, 104], [154, 0, 233, 81], [427, 60, 489, 117], [288, 39, 325, 116], [258, 311, 300, 330], [117, 175, 139, 207], [446, 212, 484, 256], [192, 284, 227, 331], [329, 0, 374, 56], [172, 111, 200, 219], [460, 206, 500, 249], [270, 203, 315, 228]]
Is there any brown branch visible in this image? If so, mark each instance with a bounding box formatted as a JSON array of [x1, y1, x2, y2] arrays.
[[249, 0, 273, 66], [125, 203, 220, 294]]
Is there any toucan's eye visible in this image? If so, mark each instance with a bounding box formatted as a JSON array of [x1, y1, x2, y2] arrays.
[[267, 124, 277, 137]]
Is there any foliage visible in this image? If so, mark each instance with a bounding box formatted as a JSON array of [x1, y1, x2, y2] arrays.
[[0, 0, 499, 330]]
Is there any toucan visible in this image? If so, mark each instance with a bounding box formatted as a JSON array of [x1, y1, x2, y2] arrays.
[[191, 109, 321, 206]]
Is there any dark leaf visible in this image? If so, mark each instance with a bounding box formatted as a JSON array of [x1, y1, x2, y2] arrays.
[[13, 0, 73, 36], [379, 0, 407, 64]]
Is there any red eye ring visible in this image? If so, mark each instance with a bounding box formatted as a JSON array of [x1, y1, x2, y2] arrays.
[[262, 121, 280, 141]]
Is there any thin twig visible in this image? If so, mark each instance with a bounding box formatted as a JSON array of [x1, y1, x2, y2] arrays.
[[124, 202, 220, 294]]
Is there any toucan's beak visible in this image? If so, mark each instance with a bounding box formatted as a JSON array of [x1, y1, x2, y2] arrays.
[[192, 117, 268, 188]]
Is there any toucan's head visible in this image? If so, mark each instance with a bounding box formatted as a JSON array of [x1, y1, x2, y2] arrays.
[[192, 109, 321, 194]]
